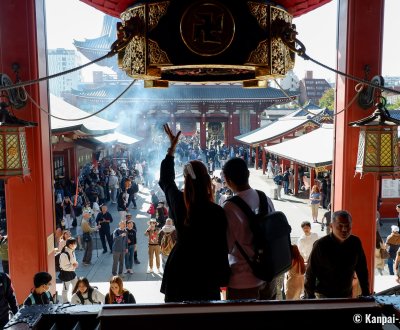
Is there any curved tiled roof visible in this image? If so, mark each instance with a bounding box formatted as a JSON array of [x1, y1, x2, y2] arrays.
[[50, 94, 118, 134], [265, 124, 333, 167], [73, 16, 119, 70], [70, 85, 299, 102], [235, 118, 318, 145]]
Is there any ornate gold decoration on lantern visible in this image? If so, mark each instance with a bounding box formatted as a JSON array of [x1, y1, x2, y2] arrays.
[[349, 97, 400, 176], [115, 0, 296, 85], [0, 71, 37, 181]]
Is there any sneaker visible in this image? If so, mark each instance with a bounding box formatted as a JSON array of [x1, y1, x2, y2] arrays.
[[134, 259, 141, 264], [102, 250, 107, 254], [124, 270, 130, 274], [129, 269, 134, 274], [132, 206, 137, 209], [157, 268, 162, 274], [146, 268, 153, 274]]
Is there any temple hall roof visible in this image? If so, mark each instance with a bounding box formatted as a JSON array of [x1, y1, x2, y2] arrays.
[[69, 84, 299, 103]]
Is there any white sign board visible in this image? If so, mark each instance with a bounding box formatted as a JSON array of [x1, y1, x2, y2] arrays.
[[382, 179, 400, 198]]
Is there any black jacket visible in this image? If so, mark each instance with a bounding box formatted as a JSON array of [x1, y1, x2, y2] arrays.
[[0, 273, 17, 321], [159, 155, 230, 302], [304, 234, 370, 298], [104, 291, 136, 304], [23, 290, 53, 306]]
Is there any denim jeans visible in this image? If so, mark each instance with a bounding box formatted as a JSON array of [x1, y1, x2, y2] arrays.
[[388, 257, 395, 275], [125, 245, 134, 270]]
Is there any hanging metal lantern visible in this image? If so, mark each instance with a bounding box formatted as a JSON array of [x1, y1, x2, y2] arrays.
[[113, 0, 296, 85], [0, 102, 37, 181], [349, 98, 400, 176]]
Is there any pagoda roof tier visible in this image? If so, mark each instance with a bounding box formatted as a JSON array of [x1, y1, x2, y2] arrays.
[[73, 16, 119, 70], [265, 124, 333, 168], [69, 84, 299, 103], [80, 0, 332, 18]]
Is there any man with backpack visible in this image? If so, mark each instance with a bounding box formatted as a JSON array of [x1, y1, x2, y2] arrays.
[[59, 238, 79, 303], [158, 218, 177, 269], [222, 157, 278, 300], [24, 272, 54, 306]]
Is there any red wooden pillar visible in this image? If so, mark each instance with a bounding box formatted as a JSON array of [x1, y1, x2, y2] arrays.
[[333, 0, 384, 292], [310, 168, 315, 190], [200, 113, 206, 149], [255, 145, 259, 170], [262, 144, 266, 175], [293, 163, 299, 195], [0, 0, 55, 302]]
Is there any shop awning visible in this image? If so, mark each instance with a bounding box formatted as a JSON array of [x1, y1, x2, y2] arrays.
[[265, 124, 333, 168], [94, 132, 142, 145], [50, 94, 118, 135], [235, 118, 319, 145]]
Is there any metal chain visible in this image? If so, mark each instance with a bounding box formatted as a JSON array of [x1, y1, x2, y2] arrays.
[[0, 52, 115, 92], [25, 79, 135, 121], [287, 37, 400, 95], [272, 78, 364, 118]]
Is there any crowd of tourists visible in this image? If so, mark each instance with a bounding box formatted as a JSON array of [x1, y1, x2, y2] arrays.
[[0, 126, 375, 327]]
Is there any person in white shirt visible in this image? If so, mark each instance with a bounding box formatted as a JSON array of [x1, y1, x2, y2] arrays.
[[223, 157, 276, 300], [297, 221, 319, 263], [71, 277, 105, 305], [59, 238, 79, 303]]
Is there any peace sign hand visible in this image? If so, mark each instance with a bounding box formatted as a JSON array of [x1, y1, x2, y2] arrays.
[[163, 124, 181, 155]]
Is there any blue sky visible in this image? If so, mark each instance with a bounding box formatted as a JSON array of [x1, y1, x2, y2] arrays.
[[45, 0, 399, 82]]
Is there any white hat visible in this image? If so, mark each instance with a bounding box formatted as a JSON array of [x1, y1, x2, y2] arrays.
[[392, 225, 399, 232]]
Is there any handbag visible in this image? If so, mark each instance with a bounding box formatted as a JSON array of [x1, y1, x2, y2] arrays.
[[380, 248, 390, 259], [83, 232, 92, 242]]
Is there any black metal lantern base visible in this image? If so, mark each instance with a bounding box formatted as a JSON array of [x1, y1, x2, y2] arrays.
[[117, 0, 295, 83]]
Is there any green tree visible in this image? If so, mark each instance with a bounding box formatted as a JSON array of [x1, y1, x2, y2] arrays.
[[386, 98, 400, 110], [319, 88, 335, 110]]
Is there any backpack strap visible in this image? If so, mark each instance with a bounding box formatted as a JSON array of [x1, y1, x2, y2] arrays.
[[29, 293, 35, 305], [45, 291, 52, 303], [228, 195, 257, 268], [228, 195, 256, 221], [88, 287, 95, 304], [60, 251, 71, 271], [76, 291, 85, 305]]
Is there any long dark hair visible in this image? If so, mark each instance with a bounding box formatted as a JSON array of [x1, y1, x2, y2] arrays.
[[291, 244, 306, 275], [108, 276, 127, 304], [183, 160, 213, 225], [72, 277, 93, 295]]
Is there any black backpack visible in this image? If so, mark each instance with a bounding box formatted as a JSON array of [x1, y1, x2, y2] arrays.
[[55, 248, 70, 272], [76, 287, 98, 304], [228, 190, 292, 282]]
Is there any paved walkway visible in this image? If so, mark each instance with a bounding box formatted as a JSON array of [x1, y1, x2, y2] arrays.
[[56, 167, 397, 303]]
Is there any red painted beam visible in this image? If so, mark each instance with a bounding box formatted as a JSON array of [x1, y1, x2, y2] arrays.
[[79, 0, 332, 18], [0, 0, 55, 303]]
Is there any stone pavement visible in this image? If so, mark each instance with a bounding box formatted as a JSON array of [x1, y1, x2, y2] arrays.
[[56, 167, 397, 303]]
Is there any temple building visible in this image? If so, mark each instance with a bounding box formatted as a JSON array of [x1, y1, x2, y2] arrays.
[[67, 16, 299, 148]]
